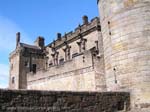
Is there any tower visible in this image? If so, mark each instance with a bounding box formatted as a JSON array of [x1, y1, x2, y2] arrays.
[[9, 32, 27, 89], [98, 0, 150, 109], [9, 32, 46, 89]]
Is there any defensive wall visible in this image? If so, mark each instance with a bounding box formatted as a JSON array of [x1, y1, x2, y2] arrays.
[[0, 89, 130, 112]]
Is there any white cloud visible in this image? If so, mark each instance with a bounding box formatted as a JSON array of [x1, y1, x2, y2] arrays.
[[0, 15, 32, 88], [0, 16, 32, 52]]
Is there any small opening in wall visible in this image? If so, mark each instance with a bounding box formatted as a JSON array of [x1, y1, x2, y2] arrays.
[[83, 56, 85, 62], [108, 21, 110, 24], [49, 63, 53, 67], [117, 101, 124, 111], [59, 58, 64, 65], [12, 77, 15, 84], [32, 64, 37, 74], [24, 61, 29, 67], [109, 31, 111, 35]]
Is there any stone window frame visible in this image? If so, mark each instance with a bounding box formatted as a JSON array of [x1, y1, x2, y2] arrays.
[[77, 38, 87, 53], [51, 51, 59, 66], [63, 43, 71, 61]]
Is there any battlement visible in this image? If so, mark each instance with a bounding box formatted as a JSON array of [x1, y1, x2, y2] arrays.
[[47, 16, 100, 49]]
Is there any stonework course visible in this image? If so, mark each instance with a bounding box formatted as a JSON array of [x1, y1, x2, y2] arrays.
[[0, 89, 130, 112]]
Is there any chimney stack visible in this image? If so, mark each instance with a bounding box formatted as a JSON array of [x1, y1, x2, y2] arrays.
[[82, 15, 88, 25], [34, 36, 45, 49], [57, 33, 61, 40], [16, 32, 20, 47]]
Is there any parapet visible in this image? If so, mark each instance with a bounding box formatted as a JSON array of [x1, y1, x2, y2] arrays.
[[47, 16, 100, 49]]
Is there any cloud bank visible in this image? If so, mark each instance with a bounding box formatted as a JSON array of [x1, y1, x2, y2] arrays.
[[0, 15, 32, 88]]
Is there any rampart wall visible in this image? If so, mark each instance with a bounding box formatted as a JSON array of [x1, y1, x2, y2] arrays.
[[0, 89, 130, 112]]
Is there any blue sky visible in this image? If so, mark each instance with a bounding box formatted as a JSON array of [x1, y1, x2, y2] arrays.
[[0, 0, 99, 88]]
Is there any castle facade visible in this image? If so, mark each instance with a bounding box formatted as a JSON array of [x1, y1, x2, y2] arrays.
[[9, 16, 106, 91], [9, 0, 150, 110]]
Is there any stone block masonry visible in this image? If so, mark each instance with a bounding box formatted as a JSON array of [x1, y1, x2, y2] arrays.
[[0, 89, 130, 112]]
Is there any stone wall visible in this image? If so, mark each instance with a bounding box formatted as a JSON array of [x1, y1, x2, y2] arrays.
[[9, 53, 20, 89], [0, 89, 130, 112], [98, 0, 150, 108], [27, 50, 106, 91]]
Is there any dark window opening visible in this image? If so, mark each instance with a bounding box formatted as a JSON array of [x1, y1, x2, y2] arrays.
[[117, 101, 124, 111], [24, 61, 29, 67], [83, 56, 85, 62], [32, 64, 37, 73], [12, 77, 15, 84], [59, 58, 64, 65], [109, 31, 111, 35]]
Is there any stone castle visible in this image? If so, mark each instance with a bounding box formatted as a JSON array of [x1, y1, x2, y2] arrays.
[[9, 0, 150, 110]]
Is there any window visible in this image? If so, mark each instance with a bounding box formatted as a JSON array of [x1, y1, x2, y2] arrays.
[[49, 61, 53, 67], [117, 101, 124, 111], [63, 45, 71, 61], [12, 77, 15, 84], [24, 61, 29, 67], [59, 58, 64, 65], [32, 64, 37, 73], [77, 38, 87, 53]]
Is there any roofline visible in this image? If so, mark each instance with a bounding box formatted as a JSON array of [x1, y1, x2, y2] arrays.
[[46, 16, 100, 48]]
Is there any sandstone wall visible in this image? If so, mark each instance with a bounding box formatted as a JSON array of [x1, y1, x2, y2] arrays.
[[0, 89, 130, 112], [47, 30, 100, 67], [9, 52, 20, 89], [98, 0, 150, 108], [27, 50, 106, 91]]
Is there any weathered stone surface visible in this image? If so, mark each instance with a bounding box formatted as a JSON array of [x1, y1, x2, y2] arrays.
[[9, 16, 106, 92], [98, 0, 150, 109], [0, 89, 130, 112]]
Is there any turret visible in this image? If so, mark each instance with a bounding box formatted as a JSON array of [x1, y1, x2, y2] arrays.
[[34, 36, 45, 49], [98, 0, 150, 110], [57, 33, 62, 40], [82, 15, 88, 25]]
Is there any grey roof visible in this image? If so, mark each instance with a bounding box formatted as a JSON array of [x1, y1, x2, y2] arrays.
[[20, 43, 41, 50]]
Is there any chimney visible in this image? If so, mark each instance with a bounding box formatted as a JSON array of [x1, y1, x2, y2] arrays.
[[57, 33, 61, 40], [82, 15, 88, 25], [16, 32, 20, 47], [34, 36, 45, 49]]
